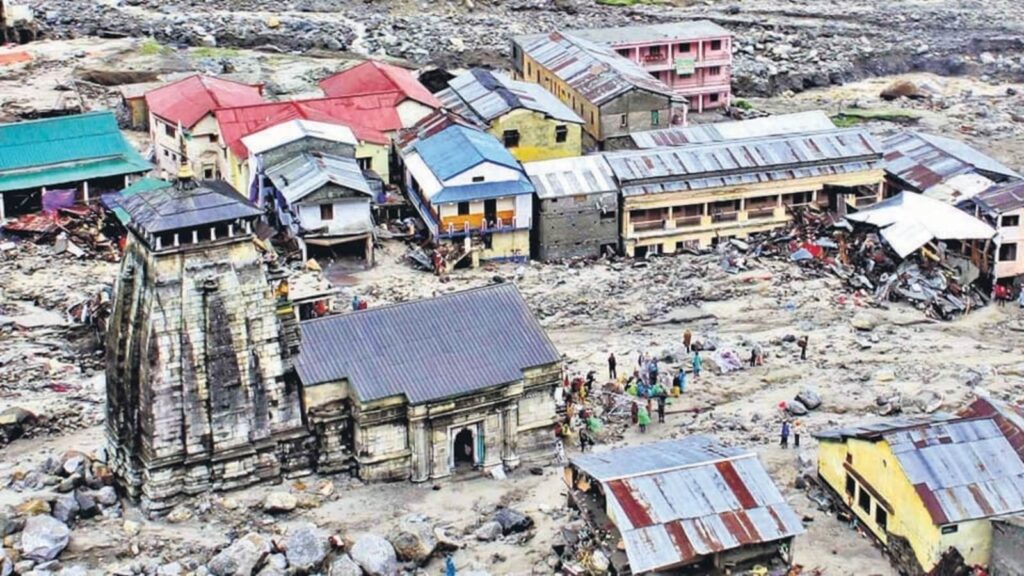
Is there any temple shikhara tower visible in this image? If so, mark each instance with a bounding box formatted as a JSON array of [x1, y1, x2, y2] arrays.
[[104, 156, 310, 513]]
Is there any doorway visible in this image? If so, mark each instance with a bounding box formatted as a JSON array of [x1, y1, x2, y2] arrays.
[[484, 199, 497, 227], [453, 427, 475, 468]]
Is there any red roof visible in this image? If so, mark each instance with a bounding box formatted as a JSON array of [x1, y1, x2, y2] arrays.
[[145, 74, 264, 129], [215, 96, 397, 158], [318, 61, 441, 109]]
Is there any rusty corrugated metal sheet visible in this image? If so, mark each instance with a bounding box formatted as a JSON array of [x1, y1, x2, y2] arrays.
[[630, 111, 837, 149], [882, 131, 1022, 193], [887, 418, 1024, 525], [573, 437, 803, 574], [972, 180, 1024, 214]]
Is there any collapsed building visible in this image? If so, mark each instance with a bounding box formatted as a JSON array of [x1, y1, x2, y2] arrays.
[[563, 437, 804, 575], [104, 158, 561, 510]]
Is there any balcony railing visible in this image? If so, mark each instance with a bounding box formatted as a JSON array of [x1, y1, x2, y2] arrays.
[[854, 195, 879, 207], [642, 53, 668, 63], [747, 207, 776, 220], [711, 211, 738, 223], [633, 219, 665, 232], [675, 215, 702, 228]]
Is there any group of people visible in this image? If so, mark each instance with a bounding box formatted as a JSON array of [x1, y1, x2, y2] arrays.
[[552, 373, 604, 462], [993, 283, 1024, 308]]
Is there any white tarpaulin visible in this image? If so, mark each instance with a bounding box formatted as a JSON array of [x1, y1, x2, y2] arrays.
[[846, 192, 995, 258]]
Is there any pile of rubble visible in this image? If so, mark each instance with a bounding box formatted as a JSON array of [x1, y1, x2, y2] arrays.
[[735, 208, 990, 320], [2, 205, 123, 263]]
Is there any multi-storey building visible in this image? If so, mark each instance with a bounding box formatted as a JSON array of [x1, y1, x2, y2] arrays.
[[571, 21, 733, 113]]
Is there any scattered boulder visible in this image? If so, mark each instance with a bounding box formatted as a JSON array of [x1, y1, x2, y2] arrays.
[[349, 534, 397, 576], [156, 562, 184, 576], [492, 508, 532, 535], [1, 548, 13, 576], [388, 516, 437, 564], [851, 311, 879, 331], [783, 399, 808, 416], [795, 388, 822, 411], [262, 492, 297, 514], [0, 407, 37, 444], [473, 521, 502, 542], [94, 487, 118, 507], [328, 554, 363, 576], [207, 533, 272, 576], [283, 523, 329, 573], [52, 493, 80, 525], [20, 515, 71, 562], [16, 499, 51, 516], [880, 79, 927, 100]]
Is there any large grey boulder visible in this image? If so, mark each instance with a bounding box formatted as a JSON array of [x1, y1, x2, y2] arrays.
[[349, 534, 397, 576], [473, 521, 502, 542], [52, 493, 80, 525], [387, 516, 437, 564], [328, 554, 363, 576], [283, 523, 328, 573], [21, 515, 71, 562], [207, 533, 271, 576]]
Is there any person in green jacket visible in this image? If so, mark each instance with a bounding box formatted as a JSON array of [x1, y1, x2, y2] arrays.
[[637, 404, 651, 433]]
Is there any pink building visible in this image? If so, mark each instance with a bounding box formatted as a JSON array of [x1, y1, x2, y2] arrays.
[[573, 21, 733, 113]]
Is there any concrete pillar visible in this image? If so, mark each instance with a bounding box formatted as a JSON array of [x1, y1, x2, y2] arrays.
[[0, 192, 5, 221], [501, 404, 520, 469], [173, 233, 180, 247], [83, 181, 90, 204], [409, 417, 430, 482]]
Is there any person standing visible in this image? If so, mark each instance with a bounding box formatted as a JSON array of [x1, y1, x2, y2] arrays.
[[675, 369, 686, 395], [683, 329, 693, 353], [608, 353, 617, 380], [655, 384, 667, 423], [692, 351, 703, 379], [793, 419, 803, 448], [780, 420, 791, 449], [797, 335, 808, 361], [637, 404, 651, 433], [648, 358, 659, 388]]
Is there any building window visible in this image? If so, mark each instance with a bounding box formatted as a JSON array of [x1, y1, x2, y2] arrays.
[[651, 110, 660, 126], [710, 93, 720, 103], [942, 525, 959, 535], [857, 487, 871, 513], [503, 130, 520, 148], [711, 39, 722, 51], [203, 167, 214, 179], [845, 474, 856, 497], [708, 66, 722, 76], [620, 114, 628, 128], [649, 45, 661, 56], [357, 157, 372, 171], [678, 42, 691, 53], [472, 176, 485, 183], [320, 204, 334, 221], [600, 210, 616, 221], [555, 125, 568, 143], [875, 507, 888, 531], [1002, 214, 1020, 227], [163, 149, 170, 158], [527, 62, 532, 76], [483, 234, 493, 250], [999, 242, 1018, 262], [164, 123, 175, 138], [457, 202, 470, 216], [590, 111, 595, 124]]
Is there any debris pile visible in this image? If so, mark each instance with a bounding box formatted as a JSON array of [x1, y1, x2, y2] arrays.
[[2, 205, 123, 262]]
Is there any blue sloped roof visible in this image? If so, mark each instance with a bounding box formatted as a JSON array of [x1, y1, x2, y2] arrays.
[[106, 179, 262, 235], [0, 111, 151, 192], [413, 125, 521, 181], [294, 283, 561, 404]]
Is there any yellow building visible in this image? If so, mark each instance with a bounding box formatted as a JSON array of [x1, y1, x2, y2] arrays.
[[399, 123, 534, 264], [604, 127, 887, 257], [437, 69, 583, 162], [512, 32, 686, 149], [815, 396, 1024, 575]]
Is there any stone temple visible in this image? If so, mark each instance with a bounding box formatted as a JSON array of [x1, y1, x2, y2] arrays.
[[104, 168, 561, 513]]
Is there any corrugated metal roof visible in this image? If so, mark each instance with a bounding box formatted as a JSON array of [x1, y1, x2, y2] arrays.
[[524, 155, 618, 199], [886, 418, 1024, 524], [411, 124, 522, 181], [568, 20, 732, 47], [265, 152, 372, 205], [109, 179, 262, 235], [813, 414, 957, 441], [517, 32, 680, 106], [572, 437, 803, 573], [630, 111, 836, 149], [959, 396, 1024, 464], [318, 60, 440, 109], [882, 131, 1022, 193], [441, 69, 582, 125], [294, 283, 562, 404], [972, 180, 1024, 214], [0, 111, 151, 192], [242, 119, 358, 156], [846, 191, 995, 258], [606, 127, 882, 197], [431, 177, 534, 203], [145, 74, 264, 128], [216, 97, 397, 159]]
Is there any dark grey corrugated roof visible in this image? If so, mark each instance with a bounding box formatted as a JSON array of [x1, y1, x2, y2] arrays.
[[294, 283, 562, 404], [115, 179, 262, 235]]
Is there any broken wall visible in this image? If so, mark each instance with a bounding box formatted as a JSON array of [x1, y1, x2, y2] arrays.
[[534, 192, 618, 260]]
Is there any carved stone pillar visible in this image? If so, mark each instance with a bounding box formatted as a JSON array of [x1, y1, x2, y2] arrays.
[[502, 403, 520, 469], [409, 415, 430, 482]]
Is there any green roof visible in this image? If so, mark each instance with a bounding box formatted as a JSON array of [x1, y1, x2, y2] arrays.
[[0, 111, 152, 193]]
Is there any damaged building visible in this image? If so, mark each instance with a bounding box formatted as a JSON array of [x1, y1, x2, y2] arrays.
[[814, 395, 1024, 575], [564, 437, 803, 574]]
